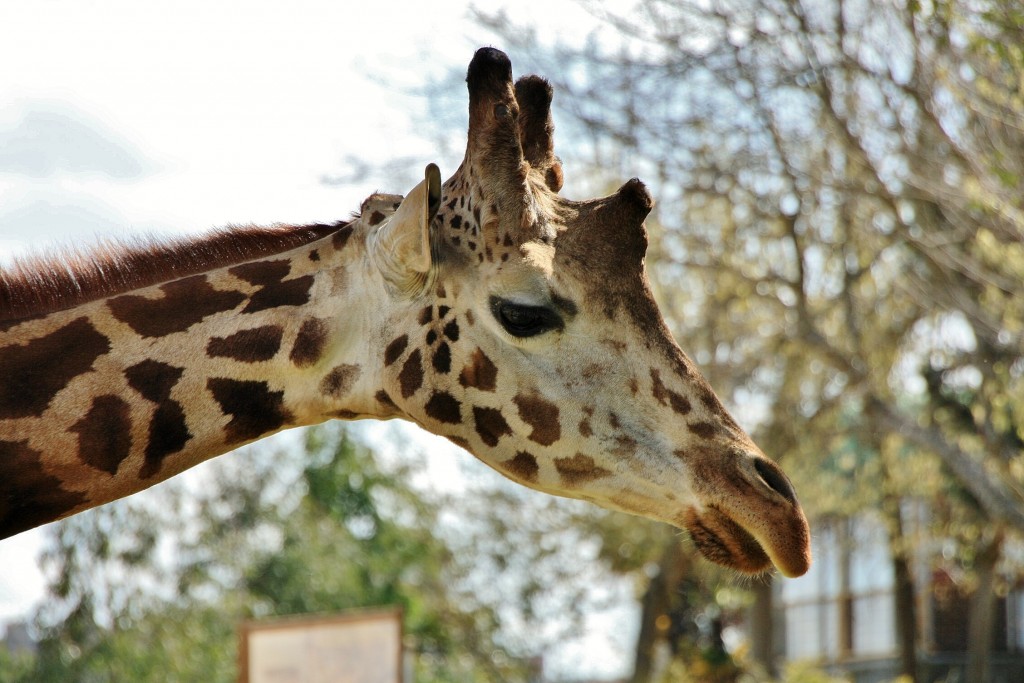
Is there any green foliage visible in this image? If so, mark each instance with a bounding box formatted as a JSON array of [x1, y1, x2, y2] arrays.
[[10, 425, 548, 682]]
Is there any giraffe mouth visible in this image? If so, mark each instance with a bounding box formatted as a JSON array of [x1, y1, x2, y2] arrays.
[[683, 506, 773, 576]]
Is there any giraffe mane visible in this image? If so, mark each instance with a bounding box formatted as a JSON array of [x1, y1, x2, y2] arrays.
[[0, 222, 348, 322]]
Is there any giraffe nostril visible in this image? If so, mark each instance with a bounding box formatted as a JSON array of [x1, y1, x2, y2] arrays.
[[753, 457, 798, 505]]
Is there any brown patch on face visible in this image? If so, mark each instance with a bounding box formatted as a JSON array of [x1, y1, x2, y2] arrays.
[[472, 406, 512, 447], [399, 349, 424, 399], [0, 440, 87, 539], [320, 364, 361, 398], [124, 360, 192, 479], [418, 306, 433, 325], [0, 317, 110, 419], [554, 453, 612, 487], [368, 210, 386, 226], [578, 417, 593, 438], [384, 334, 408, 366], [109, 275, 246, 338], [432, 342, 452, 374], [650, 368, 692, 415], [229, 260, 314, 314], [514, 393, 561, 446], [443, 319, 460, 341], [602, 338, 628, 353], [689, 422, 717, 439], [697, 387, 742, 431], [207, 325, 283, 362], [502, 451, 539, 483], [290, 318, 329, 367], [465, 309, 475, 326], [70, 395, 132, 475], [332, 224, 353, 250], [612, 434, 638, 456], [458, 348, 498, 392], [207, 378, 294, 444], [308, 249, 320, 262], [424, 391, 462, 424]]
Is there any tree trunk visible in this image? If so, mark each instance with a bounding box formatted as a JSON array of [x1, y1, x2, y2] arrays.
[[631, 565, 665, 683], [882, 491, 918, 682], [747, 578, 776, 677], [892, 542, 919, 682], [966, 527, 1004, 683], [631, 537, 689, 683]]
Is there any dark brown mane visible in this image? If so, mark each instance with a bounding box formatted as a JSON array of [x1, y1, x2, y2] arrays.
[[0, 221, 349, 322]]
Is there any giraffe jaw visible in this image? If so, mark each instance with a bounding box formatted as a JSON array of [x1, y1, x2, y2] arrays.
[[682, 505, 811, 578]]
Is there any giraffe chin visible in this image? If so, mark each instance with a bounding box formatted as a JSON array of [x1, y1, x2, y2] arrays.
[[683, 506, 775, 577]]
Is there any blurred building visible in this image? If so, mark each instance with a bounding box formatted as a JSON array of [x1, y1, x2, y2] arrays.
[[775, 511, 1024, 683]]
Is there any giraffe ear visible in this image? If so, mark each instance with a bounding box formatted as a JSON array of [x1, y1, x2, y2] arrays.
[[372, 163, 442, 294]]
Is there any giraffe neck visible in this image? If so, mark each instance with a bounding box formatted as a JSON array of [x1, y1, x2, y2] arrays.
[[0, 223, 386, 538]]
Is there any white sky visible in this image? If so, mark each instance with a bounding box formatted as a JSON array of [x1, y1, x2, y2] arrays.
[[0, 0, 641, 678]]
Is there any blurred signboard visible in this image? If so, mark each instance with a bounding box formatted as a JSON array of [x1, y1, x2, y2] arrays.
[[239, 608, 402, 683]]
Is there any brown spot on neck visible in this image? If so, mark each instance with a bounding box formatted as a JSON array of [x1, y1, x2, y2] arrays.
[[290, 318, 329, 367], [207, 325, 284, 363], [0, 317, 110, 419], [108, 275, 245, 338], [125, 360, 184, 403], [229, 260, 314, 314], [125, 360, 191, 478], [71, 395, 132, 475], [207, 378, 293, 444], [320, 364, 361, 398], [398, 349, 424, 399], [0, 440, 88, 539]]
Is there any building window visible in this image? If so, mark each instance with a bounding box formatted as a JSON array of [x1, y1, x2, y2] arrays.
[[779, 515, 896, 662]]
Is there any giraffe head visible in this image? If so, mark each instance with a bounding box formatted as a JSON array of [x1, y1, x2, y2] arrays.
[[360, 48, 810, 576]]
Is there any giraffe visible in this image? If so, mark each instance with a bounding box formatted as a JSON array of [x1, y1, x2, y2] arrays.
[[0, 48, 810, 577]]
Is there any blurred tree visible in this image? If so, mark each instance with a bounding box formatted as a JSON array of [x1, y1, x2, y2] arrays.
[[14, 424, 606, 682], [476, 0, 1024, 679]]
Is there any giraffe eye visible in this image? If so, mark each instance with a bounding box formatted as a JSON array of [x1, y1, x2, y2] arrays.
[[490, 297, 562, 338]]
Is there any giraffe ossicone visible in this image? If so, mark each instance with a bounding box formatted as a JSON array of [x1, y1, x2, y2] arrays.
[[0, 47, 810, 577]]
